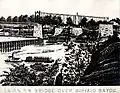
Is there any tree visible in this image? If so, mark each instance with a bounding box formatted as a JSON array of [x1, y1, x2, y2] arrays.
[[39, 17, 44, 24], [80, 17, 87, 27], [43, 15, 52, 25], [0, 64, 37, 86], [87, 19, 97, 29], [18, 15, 29, 22], [13, 16, 18, 22], [18, 15, 23, 22], [28, 15, 35, 22], [0, 62, 60, 86], [57, 16, 63, 25], [116, 18, 120, 24], [7, 16, 12, 22], [0, 16, 6, 22], [112, 18, 120, 25], [66, 17, 74, 26], [102, 20, 110, 24], [51, 16, 58, 25], [22, 15, 29, 22], [87, 19, 96, 26]]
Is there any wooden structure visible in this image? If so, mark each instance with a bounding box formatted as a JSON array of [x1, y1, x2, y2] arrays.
[[0, 37, 39, 53]]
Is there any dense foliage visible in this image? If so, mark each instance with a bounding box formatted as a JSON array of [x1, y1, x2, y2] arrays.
[[0, 42, 92, 86], [56, 42, 91, 85], [0, 61, 59, 86], [0, 15, 119, 27], [0, 34, 119, 86]]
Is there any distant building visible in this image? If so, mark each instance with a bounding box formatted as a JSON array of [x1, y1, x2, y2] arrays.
[[0, 22, 36, 37], [35, 11, 109, 25]]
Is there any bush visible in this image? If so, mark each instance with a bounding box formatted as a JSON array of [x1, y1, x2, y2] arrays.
[[0, 64, 37, 86], [0, 61, 59, 86]]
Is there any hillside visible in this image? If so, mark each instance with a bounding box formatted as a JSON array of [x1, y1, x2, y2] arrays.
[[81, 42, 120, 85]]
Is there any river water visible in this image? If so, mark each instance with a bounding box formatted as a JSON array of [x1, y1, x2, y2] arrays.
[[0, 44, 66, 82]]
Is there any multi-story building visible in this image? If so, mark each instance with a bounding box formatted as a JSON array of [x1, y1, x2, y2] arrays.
[[0, 22, 34, 37]]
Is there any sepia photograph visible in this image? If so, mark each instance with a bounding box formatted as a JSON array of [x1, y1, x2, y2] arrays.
[[0, 0, 120, 90]]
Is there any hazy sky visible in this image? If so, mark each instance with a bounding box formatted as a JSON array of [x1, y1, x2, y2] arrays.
[[0, 0, 119, 18]]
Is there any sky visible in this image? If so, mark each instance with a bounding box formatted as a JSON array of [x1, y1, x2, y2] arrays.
[[0, 0, 119, 19]]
